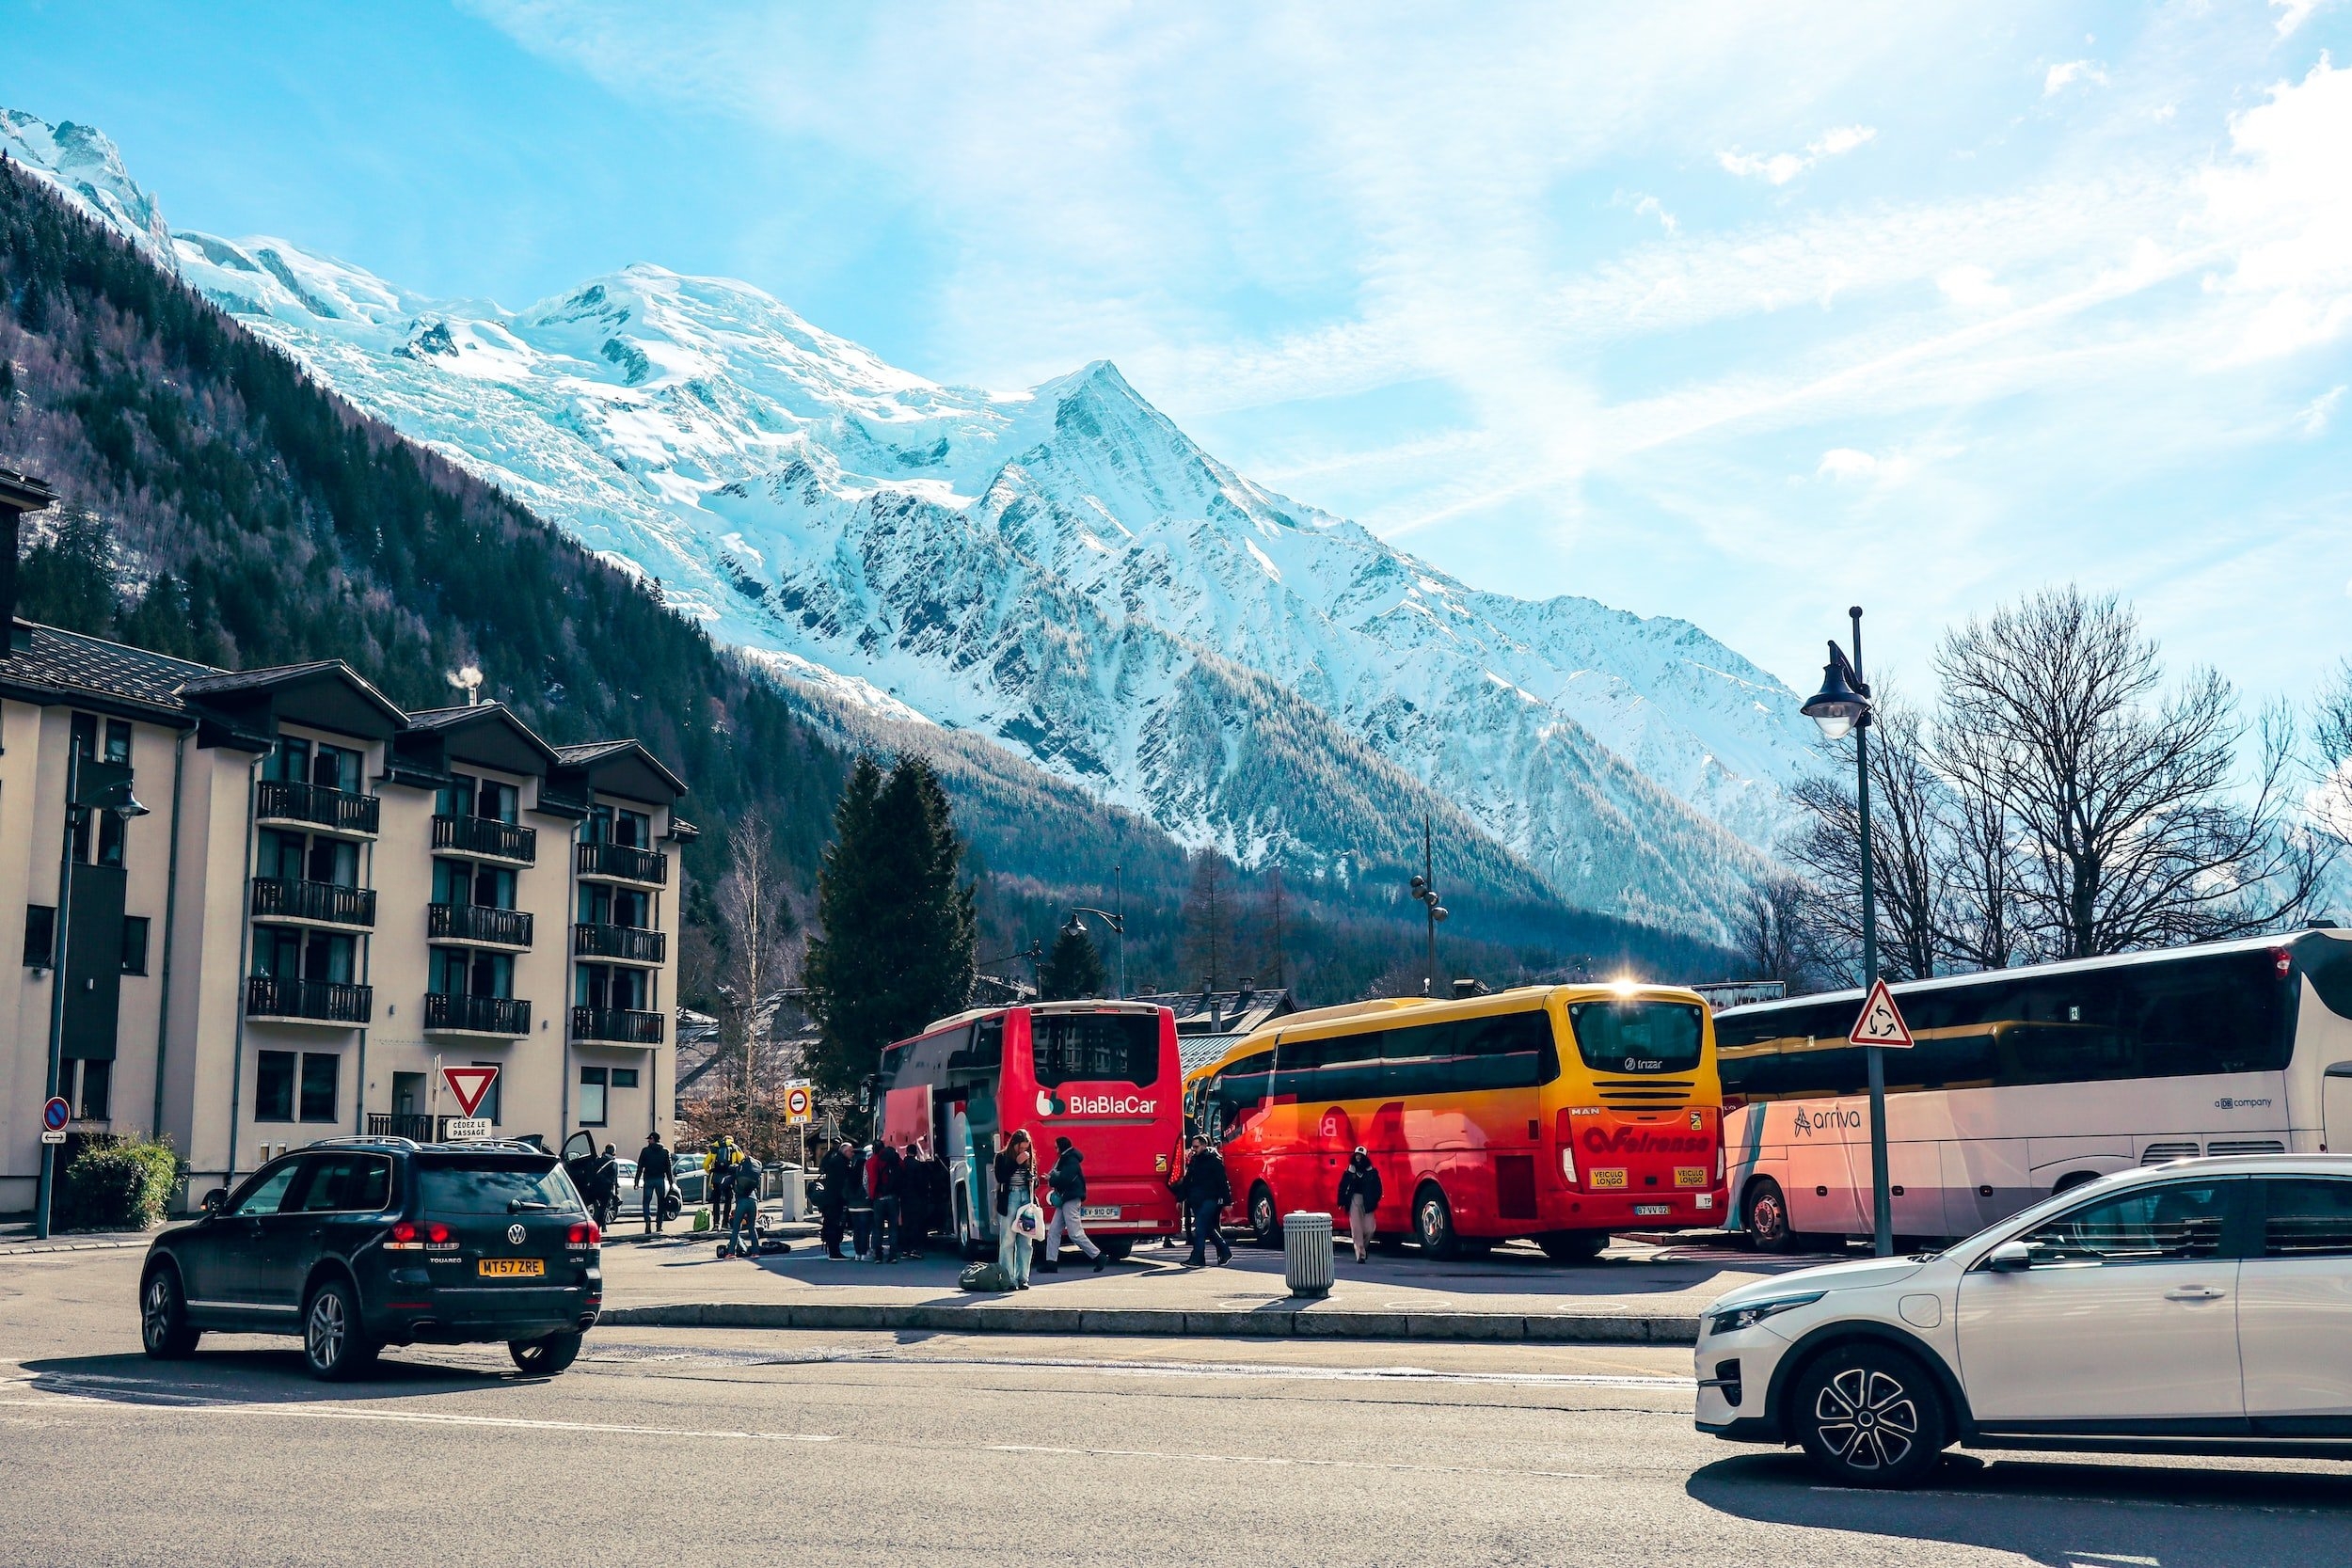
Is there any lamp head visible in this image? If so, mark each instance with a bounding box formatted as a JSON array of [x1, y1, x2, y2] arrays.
[[1801, 641, 1870, 741]]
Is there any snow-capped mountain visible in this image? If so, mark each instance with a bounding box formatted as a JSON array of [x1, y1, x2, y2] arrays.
[[4, 109, 1817, 938]]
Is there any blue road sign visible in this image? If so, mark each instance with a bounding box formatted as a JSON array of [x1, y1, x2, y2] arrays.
[[42, 1096, 70, 1132]]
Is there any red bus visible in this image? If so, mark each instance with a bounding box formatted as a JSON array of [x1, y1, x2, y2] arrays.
[[1184, 984, 1725, 1259], [876, 1001, 1182, 1257]]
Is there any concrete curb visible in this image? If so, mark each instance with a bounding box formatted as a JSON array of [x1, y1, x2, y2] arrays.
[[596, 1300, 1699, 1345], [0, 1237, 150, 1257]]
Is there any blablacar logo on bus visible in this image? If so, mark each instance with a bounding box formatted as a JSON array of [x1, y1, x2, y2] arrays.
[[1040, 1089, 1157, 1117]]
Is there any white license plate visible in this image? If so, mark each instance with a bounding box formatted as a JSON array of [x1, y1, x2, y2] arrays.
[[1080, 1205, 1120, 1221], [1633, 1203, 1671, 1217]]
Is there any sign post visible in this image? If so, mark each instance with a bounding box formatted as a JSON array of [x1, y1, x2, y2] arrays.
[[1847, 976, 1913, 1256], [439, 1065, 500, 1141]]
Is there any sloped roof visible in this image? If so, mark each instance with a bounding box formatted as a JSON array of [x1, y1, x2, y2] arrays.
[[0, 623, 220, 716], [552, 737, 687, 803]]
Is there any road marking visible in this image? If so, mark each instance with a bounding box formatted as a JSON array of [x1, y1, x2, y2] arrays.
[[989, 1442, 1594, 1480], [632, 1343, 1692, 1389], [1, 1370, 834, 1444]]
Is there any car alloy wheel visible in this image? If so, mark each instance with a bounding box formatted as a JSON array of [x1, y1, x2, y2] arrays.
[[302, 1278, 375, 1381], [140, 1269, 199, 1359], [1792, 1345, 1946, 1488]]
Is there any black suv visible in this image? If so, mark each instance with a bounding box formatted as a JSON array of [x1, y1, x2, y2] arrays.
[[138, 1137, 603, 1380]]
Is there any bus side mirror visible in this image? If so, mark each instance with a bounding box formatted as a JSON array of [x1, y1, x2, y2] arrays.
[[200, 1188, 227, 1216], [1984, 1240, 2033, 1273]]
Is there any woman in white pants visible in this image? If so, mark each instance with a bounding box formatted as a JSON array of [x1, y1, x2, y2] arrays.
[[1334, 1147, 1383, 1264], [993, 1131, 1041, 1289]]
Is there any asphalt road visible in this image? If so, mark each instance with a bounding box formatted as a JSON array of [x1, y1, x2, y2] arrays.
[[3, 1250, 2348, 1566]]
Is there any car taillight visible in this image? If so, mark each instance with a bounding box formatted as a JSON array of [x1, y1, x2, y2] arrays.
[[387, 1220, 453, 1251], [568, 1220, 600, 1248]]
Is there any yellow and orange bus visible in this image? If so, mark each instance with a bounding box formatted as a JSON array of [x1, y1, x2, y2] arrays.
[[1184, 982, 1726, 1258]]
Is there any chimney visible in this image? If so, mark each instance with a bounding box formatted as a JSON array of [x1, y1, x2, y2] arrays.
[[0, 466, 58, 656]]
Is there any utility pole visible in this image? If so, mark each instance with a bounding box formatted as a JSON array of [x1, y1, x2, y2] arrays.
[[1407, 816, 1447, 995]]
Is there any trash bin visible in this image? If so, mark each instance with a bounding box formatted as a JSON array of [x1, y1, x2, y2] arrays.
[[1283, 1211, 1335, 1297]]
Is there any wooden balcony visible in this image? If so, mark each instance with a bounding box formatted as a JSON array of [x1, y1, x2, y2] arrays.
[[428, 901, 534, 950], [432, 813, 537, 864], [249, 877, 376, 930], [256, 779, 379, 838], [572, 922, 665, 965]]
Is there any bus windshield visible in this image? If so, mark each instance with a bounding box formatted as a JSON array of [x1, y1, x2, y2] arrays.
[[1566, 1000, 1706, 1075], [1030, 1012, 1162, 1087]]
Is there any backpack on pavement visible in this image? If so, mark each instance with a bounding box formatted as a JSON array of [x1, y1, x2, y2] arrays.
[[959, 1259, 1012, 1293]]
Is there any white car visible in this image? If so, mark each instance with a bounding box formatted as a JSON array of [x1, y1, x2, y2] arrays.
[[1695, 1155, 2352, 1487]]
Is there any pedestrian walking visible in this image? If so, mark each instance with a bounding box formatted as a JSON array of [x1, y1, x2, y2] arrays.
[[707, 1135, 738, 1234], [993, 1130, 1043, 1290], [1176, 1135, 1232, 1266], [866, 1138, 904, 1263], [1043, 1135, 1106, 1273], [847, 1142, 875, 1260], [1335, 1146, 1383, 1263], [726, 1150, 763, 1258], [636, 1132, 675, 1235], [818, 1136, 855, 1259]]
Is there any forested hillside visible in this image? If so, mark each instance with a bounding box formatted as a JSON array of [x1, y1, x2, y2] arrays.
[[0, 152, 1739, 1000]]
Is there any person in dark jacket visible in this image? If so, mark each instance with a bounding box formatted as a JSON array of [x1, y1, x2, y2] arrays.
[[866, 1140, 903, 1263], [1334, 1146, 1383, 1263], [817, 1137, 855, 1259], [636, 1132, 675, 1235], [1177, 1136, 1232, 1266], [1042, 1136, 1105, 1273], [707, 1135, 738, 1232], [846, 1142, 874, 1260]]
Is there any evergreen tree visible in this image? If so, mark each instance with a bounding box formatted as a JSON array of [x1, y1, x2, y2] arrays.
[[1038, 924, 1106, 1000], [803, 754, 977, 1101], [1179, 849, 1231, 992]]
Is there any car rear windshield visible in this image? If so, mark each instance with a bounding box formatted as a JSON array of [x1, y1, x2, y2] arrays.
[[416, 1161, 583, 1216], [1566, 1000, 1707, 1075], [1030, 1011, 1163, 1087]]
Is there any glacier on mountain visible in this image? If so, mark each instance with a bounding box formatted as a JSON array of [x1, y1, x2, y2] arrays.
[[2, 108, 1822, 939]]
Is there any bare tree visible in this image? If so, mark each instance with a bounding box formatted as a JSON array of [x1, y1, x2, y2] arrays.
[[716, 811, 794, 1112], [1932, 719, 2029, 971], [1936, 586, 2327, 958], [1786, 698, 1948, 984], [1180, 849, 1231, 991], [1734, 875, 1815, 990], [2313, 660, 2352, 849]]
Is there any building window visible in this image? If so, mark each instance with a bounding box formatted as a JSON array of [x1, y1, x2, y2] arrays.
[[576, 963, 648, 1010], [103, 718, 131, 765], [300, 1053, 340, 1122], [579, 1067, 609, 1127], [431, 947, 512, 998], [263, 736, 310, 784], [435, 774, 475, 818], [24, 904, 56, 967], [477, 778, 517, 824], [432, 856, 511, 908], [121, 916, 150, 975], [579, 883, 650, 927], [256, 1051, 297, 1121], [311, 743, 358, 793], [59, 1058, 112, 1121], [612, 1067, 640, 1091], [71, 711, 97, 759], [96, 809, 125, 868]]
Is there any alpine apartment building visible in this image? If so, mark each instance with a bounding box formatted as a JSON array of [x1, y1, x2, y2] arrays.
[[0, 467, 693, 1215]]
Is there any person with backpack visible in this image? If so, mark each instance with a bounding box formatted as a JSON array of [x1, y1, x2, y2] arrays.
[[706, 1134, 738, 1232], [1334, 1146, 1383, 1264], [993, 1130, 1042, 1290], [636, 1132, 675, 1235], [1176, 1135, 1232, 1267], [866, 1138, 903, 1264], [1042, 1135, 1106, 1274], [725, 1149, 764, 1258], [817, 1137, 855, 1259]]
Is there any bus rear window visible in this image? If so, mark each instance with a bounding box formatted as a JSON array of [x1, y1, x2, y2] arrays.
[[1566, 1001, 1706, 1075], [1030, 1013, 1162, 1087]]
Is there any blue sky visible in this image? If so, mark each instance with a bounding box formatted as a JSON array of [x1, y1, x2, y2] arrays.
[[4, 1, 2350, 707]]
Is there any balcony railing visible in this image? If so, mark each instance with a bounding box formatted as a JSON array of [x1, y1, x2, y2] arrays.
[[433, 813, 537, 863], [429, 902, 534, 948], [576, 839, 666, 885], [571, 1005, 663, 1045], [573, 922, 666, 964], [366, 1112, 450, 1142], [422, 991, 532, 1037], [249, 877, 376, 929], [246, 974, 373, 1025], [256, 779, 379, 837]]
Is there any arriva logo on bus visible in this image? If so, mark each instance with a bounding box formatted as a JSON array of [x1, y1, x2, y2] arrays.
[[1789, 1105, 1868, 1139], [1038, 1090, 1158, 1117]]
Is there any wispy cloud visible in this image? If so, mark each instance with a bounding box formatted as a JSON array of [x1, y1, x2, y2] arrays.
[[1717, 124, 1878, 185], [2044, 59, 2110, 96]]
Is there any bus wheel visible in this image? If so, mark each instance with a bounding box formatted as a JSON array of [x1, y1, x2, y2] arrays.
[[1537, 1230, 1609, 1263], [1744, 1179, 1801, 1253], [1414, 1185, 1460, 1260], [1248, 1185, 1281, 1249]]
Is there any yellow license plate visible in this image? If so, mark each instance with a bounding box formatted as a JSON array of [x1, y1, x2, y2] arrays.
[[1590, 1168, 1628, 1189], [1675, 1166, 1708, 1188], [478, 1258, 544, 1278]]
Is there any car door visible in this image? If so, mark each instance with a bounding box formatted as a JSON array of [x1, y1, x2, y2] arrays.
[[1956, 1177, 2248, 1429], [211, 1159, 304, 1311], [246, 1155, 352, 1313], [2238, 1176, 2352, 1433]]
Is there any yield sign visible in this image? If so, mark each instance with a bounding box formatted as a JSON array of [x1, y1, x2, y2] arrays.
[[1848, 977, 1915, 1049], [441, 1064, 501, 1117]]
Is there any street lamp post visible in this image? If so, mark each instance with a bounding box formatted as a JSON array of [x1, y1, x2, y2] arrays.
[[1406, 816, 1448, 996], [35, 747, 149, 1241], [1800, 605, 1892, 1259]]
